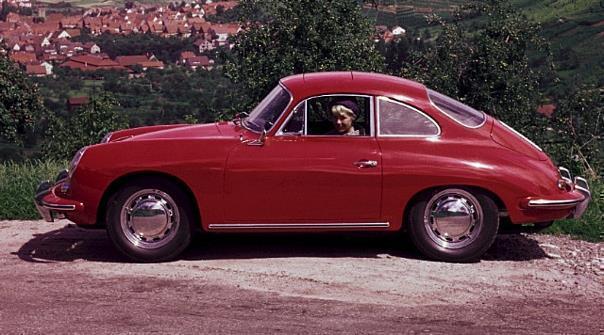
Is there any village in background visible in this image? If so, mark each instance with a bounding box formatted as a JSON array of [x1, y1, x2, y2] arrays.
[[0, 0, 427, 124]]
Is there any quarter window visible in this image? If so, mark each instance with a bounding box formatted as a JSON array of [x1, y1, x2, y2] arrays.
[[428, 89, 485, 128], [378, 98, 439, 136]]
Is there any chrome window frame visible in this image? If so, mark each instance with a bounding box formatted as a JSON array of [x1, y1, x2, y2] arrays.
[[428, 90, 486, 129], [276, 94, 374, 137], [376, 96, 441, 138]]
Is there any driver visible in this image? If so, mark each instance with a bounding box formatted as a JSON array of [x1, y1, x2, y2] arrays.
[[327, 99, 360, 136]]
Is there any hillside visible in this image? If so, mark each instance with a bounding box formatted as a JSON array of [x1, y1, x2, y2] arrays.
[[369, 0, 604, 86]]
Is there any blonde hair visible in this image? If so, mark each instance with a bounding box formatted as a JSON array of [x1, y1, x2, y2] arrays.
[[331, 104, 356, 119]]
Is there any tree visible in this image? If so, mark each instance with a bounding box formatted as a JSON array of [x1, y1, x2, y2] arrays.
[[0, 55, 47, 146], [545, 86, 603, 179], [224, 0, 384, 108], [402, 0, 552, 140], [43, 93, 128, 160]]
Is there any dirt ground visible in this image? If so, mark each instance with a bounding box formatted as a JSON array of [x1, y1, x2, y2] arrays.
[[0, 220, 602, 334]]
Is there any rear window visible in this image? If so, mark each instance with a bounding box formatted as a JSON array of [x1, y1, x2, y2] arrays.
[[428, 90, 486, 128]]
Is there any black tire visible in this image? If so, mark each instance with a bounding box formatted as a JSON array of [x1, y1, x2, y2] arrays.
[[106, 178, 193, 262], [407, 188, 499, 262]]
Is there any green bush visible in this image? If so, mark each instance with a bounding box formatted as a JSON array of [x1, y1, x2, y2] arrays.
[[0, 160, 67, 220]]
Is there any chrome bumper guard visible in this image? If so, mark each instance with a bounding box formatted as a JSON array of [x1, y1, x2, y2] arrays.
[[34, 176, 75, 222], [571, 177, 591, 219]]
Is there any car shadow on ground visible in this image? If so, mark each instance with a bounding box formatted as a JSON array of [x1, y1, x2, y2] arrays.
[[15, 224, 548, 263]]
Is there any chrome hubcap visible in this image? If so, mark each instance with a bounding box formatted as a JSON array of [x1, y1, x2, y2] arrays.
[[120, 189, 180, 250], [423, 189, 483, 249]]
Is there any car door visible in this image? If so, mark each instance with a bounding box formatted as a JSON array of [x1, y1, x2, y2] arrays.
[[222, 95, 383, 225]]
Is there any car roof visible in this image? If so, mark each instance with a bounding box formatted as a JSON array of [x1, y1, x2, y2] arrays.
[[280, 71, 429, 103]]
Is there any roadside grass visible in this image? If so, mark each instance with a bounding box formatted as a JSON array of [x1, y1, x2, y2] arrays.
[[0, 160, 67, 220], [0, 160, 602, 242], [544, 178, 603, 242]]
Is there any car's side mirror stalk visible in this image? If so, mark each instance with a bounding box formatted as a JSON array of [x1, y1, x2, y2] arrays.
[[246, 129, 267, 146], [245, 122, 272, 146]]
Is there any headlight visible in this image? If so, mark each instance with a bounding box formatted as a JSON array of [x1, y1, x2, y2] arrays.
[[101, 132, 113, 143], [68, 147, 87, 178]]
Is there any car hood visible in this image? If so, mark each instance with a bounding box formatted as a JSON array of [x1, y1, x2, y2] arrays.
[[121, 121, 245, 141]]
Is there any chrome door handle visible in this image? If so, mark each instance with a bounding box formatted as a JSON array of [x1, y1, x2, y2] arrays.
[[354, 160, 378, 168]]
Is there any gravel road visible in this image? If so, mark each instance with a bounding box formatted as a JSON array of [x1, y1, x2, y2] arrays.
[[0, 220, 602, 334]]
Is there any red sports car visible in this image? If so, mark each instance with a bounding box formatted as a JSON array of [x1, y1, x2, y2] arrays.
[[35, 72, 591, 262]]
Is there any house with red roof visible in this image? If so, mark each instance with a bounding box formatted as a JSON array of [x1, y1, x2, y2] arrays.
[[185, 55, 213, 70], [61, 54, 128, 71], [9, 51, 37, 65], [25, 64, 47, 76], [116, 55, 150, 67]]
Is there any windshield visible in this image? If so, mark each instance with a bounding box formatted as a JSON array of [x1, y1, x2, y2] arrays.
[[243, 85, 292, 132], [428, 89, 486, 128]]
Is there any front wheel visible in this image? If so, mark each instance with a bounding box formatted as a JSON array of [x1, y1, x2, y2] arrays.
[[106, 179, 193, 262], [407, 188, 499, 262]]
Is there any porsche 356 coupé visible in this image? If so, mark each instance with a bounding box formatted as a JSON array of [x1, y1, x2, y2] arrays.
[[35, 72, 591, 262]]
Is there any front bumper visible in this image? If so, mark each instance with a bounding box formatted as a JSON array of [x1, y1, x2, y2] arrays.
[[34, 172, 83, 222], [524, 176, 592, 219]]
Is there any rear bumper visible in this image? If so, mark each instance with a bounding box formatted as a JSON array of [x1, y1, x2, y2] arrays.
[[34, 179, 83, 222], [523, 176, 591, 219]]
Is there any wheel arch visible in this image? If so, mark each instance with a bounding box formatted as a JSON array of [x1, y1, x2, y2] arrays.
[[401, 184, 507, 231], [96, 171, 202, 231]]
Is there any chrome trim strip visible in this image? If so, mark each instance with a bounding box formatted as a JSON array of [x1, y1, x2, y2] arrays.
[[500, 120, 543, 152], [376, 96, 441, 138], [527, 199, 582, 208], [208, 222, 390, 229], [41, 203, 76, 211]]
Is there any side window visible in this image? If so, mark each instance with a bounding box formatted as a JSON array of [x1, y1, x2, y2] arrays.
[[378, 98, 439, 136], [307, 95, 370, 136], [281, 101, 305, 135], [280, 95, 372, 136]]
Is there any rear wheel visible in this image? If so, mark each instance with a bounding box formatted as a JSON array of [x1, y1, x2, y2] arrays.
[[106, 179, 193, 262], [408, 188, 499, 262]]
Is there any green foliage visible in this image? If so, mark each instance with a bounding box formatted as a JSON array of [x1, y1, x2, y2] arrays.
[[0, 55, 48, 146], [0, 159, 67, 220], [544, 178, 603, 242], [544, 86, 603, 179], [33, 66, 243, 130], [402, 0, 552, 139], [206, 4, 244, 23], [224, 0, 384, 108], [42, 93, 128, 160]]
